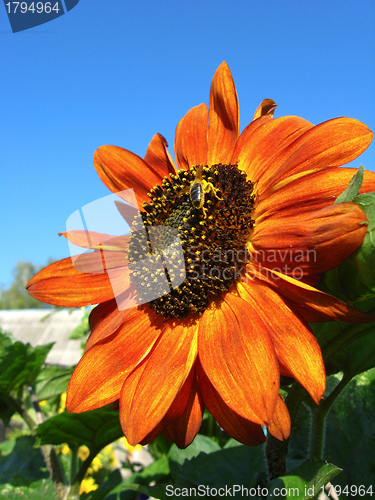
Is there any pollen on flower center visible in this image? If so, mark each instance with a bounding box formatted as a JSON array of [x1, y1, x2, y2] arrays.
[[128, 164, 256, 319]]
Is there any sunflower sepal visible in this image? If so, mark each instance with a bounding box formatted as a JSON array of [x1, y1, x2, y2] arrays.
[[335, 165, 364, 204]]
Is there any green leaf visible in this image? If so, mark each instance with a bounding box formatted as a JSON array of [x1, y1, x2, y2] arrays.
[[335, 165, 364, 203], [88, 457, 170, 500], [165, 436, 266, 498], [268, 460, 341, 499], [134, 454, 170, 483], [168, 434, 220, 478], [36, 405, 123, 452], [0, 479, 57, 499], [69, 321, 90, 340], [175, 443, 265, 488], [35, 365, 74, 401], [0, 332, 53, 393], [323, 369, 375, 490], [0, 436, 49, 487], [312, 320, 375, 377], [327, 328, 375, 378], [147, 433, 173, 460]]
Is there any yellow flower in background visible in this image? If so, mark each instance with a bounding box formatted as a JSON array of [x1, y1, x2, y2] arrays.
[[56, 443, 71, 455], [79, 476, 99, 495], [120, 436, 142, 454], [58, 392, 67, 413], [77, 444, 90, 462]]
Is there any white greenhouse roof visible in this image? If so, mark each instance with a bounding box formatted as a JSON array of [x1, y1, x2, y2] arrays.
[[0, 309, 84, 366]]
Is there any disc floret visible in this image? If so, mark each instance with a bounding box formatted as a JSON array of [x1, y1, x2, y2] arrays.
[[129, 164, 256, 319]]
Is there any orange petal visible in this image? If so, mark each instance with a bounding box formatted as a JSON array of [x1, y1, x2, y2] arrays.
[[232, 116, 313, 185], [162, 370, 204, 448], [85, 299, 130, 353], [250, 267, 375, 323], [175, 103, 208, 169], [207, 62, 239, 165], [162, 368, 195, 420], [144, 133, 177, 177], [262, 117, 373, 194], [238, 281, 325, 404], [66, 307, 164, 413], [120, 320, 199, 445], [251, 202, 368, 276], [114, 200, 139, 226], [256, 167, 375, 222], [198, 292, 279, 426], [26, 255, 118, 306], [93, 145, 162, 207], [139, 420, 168, 446], [267, 396, 291, 441], [252, 99, 277, 121], [60, 230, 130, 251], [197, 361, 266, 446]]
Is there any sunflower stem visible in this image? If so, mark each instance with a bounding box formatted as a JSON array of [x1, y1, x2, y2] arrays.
[[309, 373, 350, 460], [309, 405, 326, 460], [265, 434, 289, 481], [70, 447, 79, 485], [266, 382, 306, 480], [71, 447, 98, 493]]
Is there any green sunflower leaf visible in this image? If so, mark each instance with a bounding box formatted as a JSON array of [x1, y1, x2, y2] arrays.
[[34, 364, 74, 401], [35, 405, 123, 452], [167, 437, 266, 497], [0, 479, 57, 500], [311, 320, 375, 377], [323, 369, 375, 491], [267, 459, 341, 499], [93, 457, 170, 500], [0, 331, 53, 394], [0, 436, 49, 487], [69, 309, 90, 339]]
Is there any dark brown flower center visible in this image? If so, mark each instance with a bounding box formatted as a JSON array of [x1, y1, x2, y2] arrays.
[[128, 164, 256, 319]]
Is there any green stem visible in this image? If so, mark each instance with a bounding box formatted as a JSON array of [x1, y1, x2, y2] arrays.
[[284, 382, 307, 422], [70, 448, 98, 495], [309, 374, 351, 460], [3, 393, 37, 430], [309, 405, 326, 460], [41, 445, 69, 500], [266, 382, 306, 480], [4, 393, 68, 500], [70, 447, 79, 485]]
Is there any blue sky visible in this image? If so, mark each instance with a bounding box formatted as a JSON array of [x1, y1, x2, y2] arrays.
[[1, 0, 374, 288]]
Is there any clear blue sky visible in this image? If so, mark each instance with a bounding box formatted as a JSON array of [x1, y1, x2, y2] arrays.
[[1, 0, 374, 288]]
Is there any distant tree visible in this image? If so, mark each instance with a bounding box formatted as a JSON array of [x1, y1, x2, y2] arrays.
[[0, 261, 54, 310]]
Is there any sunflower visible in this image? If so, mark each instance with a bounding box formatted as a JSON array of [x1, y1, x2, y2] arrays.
[[27, 62, 374, 448]]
